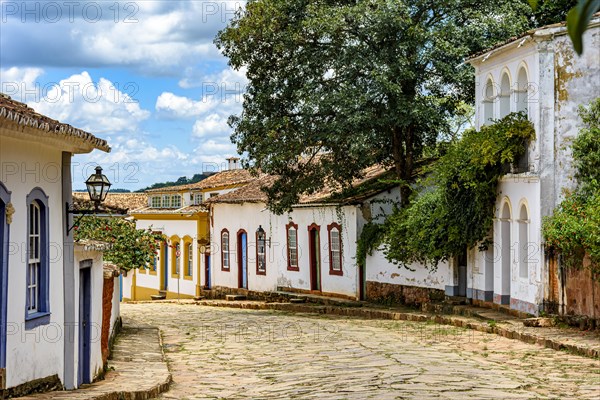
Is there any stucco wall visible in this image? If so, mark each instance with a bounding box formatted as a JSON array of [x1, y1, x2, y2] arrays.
[[365, 250, 449, 292], [211, 202, 360, 298], [1, 135, 66, 388], [131, 218, 201, 299]]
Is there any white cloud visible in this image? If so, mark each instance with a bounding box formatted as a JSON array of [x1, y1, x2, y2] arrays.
[[192, 113, 231, 138], [29, 71, 150, 135], [0, 67, 44, 101], [1, 1, 247, 74], [155, 92, 214, 118]]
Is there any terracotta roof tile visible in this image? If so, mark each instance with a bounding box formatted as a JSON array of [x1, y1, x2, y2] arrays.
[[209, 165, 395, 206], [131, 205, 208, 214], [146, 169, 253, 193], [0, 93, 110, 152], [72, 192, 147, 214]]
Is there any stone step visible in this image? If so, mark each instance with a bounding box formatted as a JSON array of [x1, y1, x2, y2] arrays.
[[290, 297, 307, 304], [151, 294, 167, 301], [226, 294, 247, 301]]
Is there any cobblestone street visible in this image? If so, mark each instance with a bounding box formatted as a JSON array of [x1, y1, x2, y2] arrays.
[[121, 303, 600, 400]]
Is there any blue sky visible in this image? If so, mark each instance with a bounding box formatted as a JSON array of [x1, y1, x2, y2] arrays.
[[0, 0, 248, 190]]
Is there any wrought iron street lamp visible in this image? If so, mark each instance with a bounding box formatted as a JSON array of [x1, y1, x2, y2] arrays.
[[66, 166, 112, 236]]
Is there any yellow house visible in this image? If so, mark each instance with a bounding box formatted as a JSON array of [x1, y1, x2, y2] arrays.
[[122, 164, 252, 301]]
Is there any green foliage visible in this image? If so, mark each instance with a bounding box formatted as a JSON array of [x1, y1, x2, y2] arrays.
[[136, 173, 213, 192], [382, 113, 535, 268], [356, 222, 385, 267], [543, 98, 600, 277], [74, 216, 165, 271], [572, 99, 600, 190], [216, 0, 532, 213], [566, 0, 600, 55]]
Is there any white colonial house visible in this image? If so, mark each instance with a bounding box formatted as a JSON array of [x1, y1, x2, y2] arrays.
[[122, 160, 253, 301], [0, 94, 118, 394], [460, 16, 600, 315], [205, 17, 599, 315], [207, 166, 449, 302]]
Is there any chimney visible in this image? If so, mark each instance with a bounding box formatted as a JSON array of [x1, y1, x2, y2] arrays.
[[226, 157, 240, 170]]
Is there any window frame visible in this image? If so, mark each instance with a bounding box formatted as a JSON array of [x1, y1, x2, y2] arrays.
[[170, 238, 181, 278], [0, 182, 10, 368], [327, 222, 343, 276], [183, 239, 193, 280], [171, 194, 182, 208], [150, 196, 162, 208], [221, 229, 230, 271], [286, 222, 299, 271], [256, 229, 267, 276], [25, 188, 50, 329]]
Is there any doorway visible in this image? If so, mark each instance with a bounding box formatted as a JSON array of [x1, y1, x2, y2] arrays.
[[500, 203, 512, 304], [237, 231, 248, 289], [308, 224, 321, 291], [457, 249, 467, 297], [358, 262, 366, 301], [204, 253, 211, 289], [160, 241, 168, 291], [0, 187, 9, 371], [78, 261, 92, 386]]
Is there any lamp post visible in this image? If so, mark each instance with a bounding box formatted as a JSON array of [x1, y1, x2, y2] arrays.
[[85, 166, 112, 210], [66, 166, 112, 236]]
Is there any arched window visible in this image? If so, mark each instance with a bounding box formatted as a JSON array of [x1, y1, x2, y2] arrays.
[[499, 72, 511, 118], [518, 204, 529, 279], [483, 77, 495, 125], [221, 230, 230, 271], [516, 67, 529, 115], [328, 223, 343, 276], [286, 222, 299, 271], [25, 188, 50, 329]]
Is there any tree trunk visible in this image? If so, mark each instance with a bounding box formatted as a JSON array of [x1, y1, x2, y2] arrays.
[[392, 125, 413, 208]]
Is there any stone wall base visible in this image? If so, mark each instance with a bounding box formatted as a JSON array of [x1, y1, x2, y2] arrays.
[[202, 286, 292, 303], [0, 374, 62, 398], [366, 281, 445, 307]]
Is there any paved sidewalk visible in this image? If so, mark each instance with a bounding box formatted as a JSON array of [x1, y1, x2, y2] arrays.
[[16, 320, 171, 400], [137, 298, 600, 359]]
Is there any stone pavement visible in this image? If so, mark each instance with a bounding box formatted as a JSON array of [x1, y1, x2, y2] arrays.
[[119, 302, 600, 400], [16, 322, 171, 400], [144, 298, 600, 360]]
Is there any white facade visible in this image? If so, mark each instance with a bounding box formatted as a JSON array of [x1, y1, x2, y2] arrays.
[[122, 217, 204, 300], [0, 95, 112, 392], [467, 20, 600, 314], [1, 136, 67, 389], [211, 202, 361, 298]]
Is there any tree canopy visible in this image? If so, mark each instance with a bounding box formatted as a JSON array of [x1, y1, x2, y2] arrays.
[[216, 0, 534, 213]]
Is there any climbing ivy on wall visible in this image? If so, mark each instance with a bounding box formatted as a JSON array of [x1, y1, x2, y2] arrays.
[[381, 112, 535, 269], [543, 98, 600, 278]]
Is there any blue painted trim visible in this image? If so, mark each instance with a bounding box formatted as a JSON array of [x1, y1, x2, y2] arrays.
[[24, 312, 51, 330], [0, 181, 11, 369], [445, 285, 458, 296], [241, 233, 248, 289], [25, 188, 51, 329], [466, 288, 473, 299]]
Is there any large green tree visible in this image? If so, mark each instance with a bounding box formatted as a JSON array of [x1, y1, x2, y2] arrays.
[[216, 0, 532, 213]]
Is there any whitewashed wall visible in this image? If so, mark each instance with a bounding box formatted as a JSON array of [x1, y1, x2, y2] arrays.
[[211, 202, 360, 298], [133, 218, 200, 297], [366, 250, 450, 292], [1, 135, 66, 388]]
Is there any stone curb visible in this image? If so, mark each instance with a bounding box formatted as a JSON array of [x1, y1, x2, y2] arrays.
[[178, 300, 600, 360], [14, 327, 172, 400]]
